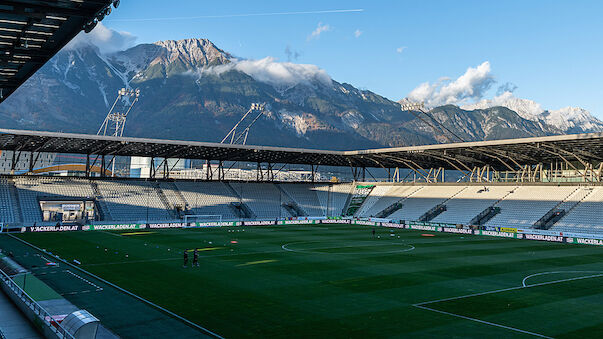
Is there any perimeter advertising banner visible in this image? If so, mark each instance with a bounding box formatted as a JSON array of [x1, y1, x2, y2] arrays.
[[321, 219, 350, 224], [351, 220, 380, 226], [278, 220, 318, 225], [499, 227, 518, 233], [477, 230, 519, 238], [442, 227, 474, 235], [568, 237, 603, 246], [522, 233, 564, 242], [21, 225, 82, 233], [406, 224, 441, 232], [83, 224, 142, 231], [380, 222, 405, 228], [243, 221, 276, 226], [14, 218, 603, 247], [194, 221, 242, 227], [148, 223, 188, 229]]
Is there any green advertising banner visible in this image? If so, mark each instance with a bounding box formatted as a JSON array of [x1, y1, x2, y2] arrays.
[[568, 237, 603, 246], [83, 224, 142, 231]]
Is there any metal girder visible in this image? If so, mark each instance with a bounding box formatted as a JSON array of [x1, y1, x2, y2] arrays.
[[423, 150, 471, 174], [0, 0, 114, 103], [1, 1, 102, 18], [376, 154, 430, 182], [463, 148, 517, 171]]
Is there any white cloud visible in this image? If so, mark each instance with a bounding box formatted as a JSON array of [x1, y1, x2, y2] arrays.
[[354, 29, 363, 38], [307, 22, 331, 41], [396, 46, 406, 53], [407, 61, 495, 107], [65, 22, 137, 54], [196, 56, 332, 92]]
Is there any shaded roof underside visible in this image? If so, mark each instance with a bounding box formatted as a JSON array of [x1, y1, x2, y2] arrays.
[[0, 0, 112, 103], [1, 129, 602, 171]]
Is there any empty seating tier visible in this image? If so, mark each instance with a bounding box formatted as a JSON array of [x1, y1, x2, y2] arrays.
[[2, 175, 602, 236]]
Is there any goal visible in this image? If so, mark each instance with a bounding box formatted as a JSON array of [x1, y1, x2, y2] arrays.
[[183, 215, 223, 227]]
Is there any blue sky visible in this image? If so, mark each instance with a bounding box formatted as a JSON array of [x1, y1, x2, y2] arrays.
[[102, 0, 603, 117]]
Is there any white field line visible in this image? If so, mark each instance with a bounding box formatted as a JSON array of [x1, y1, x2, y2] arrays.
[[413, 272, 603, 338], [66, 269, 103, 291], [414, 304, 553, 338], [415, 272, 603, 306], [9, 234, 225, 339], [84, 241, 416, 267], [521, 271, 603, 287]]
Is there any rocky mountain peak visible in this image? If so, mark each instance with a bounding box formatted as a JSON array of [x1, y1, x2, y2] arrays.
[[151, 38, 231, 68], [2, 37, 600, 150]]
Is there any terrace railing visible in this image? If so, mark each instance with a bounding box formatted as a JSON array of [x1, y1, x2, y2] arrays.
[[0, 268, 75, 339]]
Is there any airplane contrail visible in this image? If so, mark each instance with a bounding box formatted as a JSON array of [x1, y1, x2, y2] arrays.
[[106, 9, 364, 22]]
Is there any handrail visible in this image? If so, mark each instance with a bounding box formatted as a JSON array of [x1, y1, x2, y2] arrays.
[[0, 269, 75, 339]]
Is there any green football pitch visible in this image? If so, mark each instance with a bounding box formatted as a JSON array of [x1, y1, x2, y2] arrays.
[[2, 224, 603, 338]]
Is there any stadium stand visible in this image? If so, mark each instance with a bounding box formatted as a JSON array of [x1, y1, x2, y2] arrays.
[[484, 185, 577, 228], [328, 183, 354, 217], [431, 185, 517, 225], [552, 186, 603, 234], [157, 181, 188, 215], [174, 181, 240, 220], [351, 183, 603, 234], [231, 182, 291, 219], [388, 185, 466, 221], [0, 178, 16, 224], [355, 185, 418, 217], [2, 174, 603, 235], [279, 183, 325, 217], [94, 180, 172, 221]]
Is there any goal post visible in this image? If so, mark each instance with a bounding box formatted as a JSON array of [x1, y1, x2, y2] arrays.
[[183, 215, 223, 227]]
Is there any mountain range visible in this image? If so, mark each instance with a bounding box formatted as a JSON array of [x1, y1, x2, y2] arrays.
[[0, 38, 601, 150]]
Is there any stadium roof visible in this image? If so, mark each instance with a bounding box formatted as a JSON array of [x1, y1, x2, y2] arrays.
[[0, 128, 602, 171], [0, 0, 114, 103]]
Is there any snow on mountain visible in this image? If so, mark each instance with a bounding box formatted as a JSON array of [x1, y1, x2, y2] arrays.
[[543, 107, 603, 133], [462, 91, 543, 120], [463, 91, 603, 133], [2, 37, 600, 150]]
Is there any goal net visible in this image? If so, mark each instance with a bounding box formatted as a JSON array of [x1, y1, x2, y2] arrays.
[[183, 215, 223, 227]]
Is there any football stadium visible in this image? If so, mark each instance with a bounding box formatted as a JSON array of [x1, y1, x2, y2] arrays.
[[0, 1, 602, 339]]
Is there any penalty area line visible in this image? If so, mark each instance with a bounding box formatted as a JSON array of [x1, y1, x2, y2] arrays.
[[413, 272, 603, 338], [413, 305, 552, 338], [415, 273, 603, 306]]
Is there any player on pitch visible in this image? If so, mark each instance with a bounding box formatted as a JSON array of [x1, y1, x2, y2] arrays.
[[183, 249, 189, 268], [193, 248, 199, 267]]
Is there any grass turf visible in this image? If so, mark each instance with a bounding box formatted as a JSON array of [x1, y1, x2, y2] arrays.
[[2, 224, 603, 338]]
